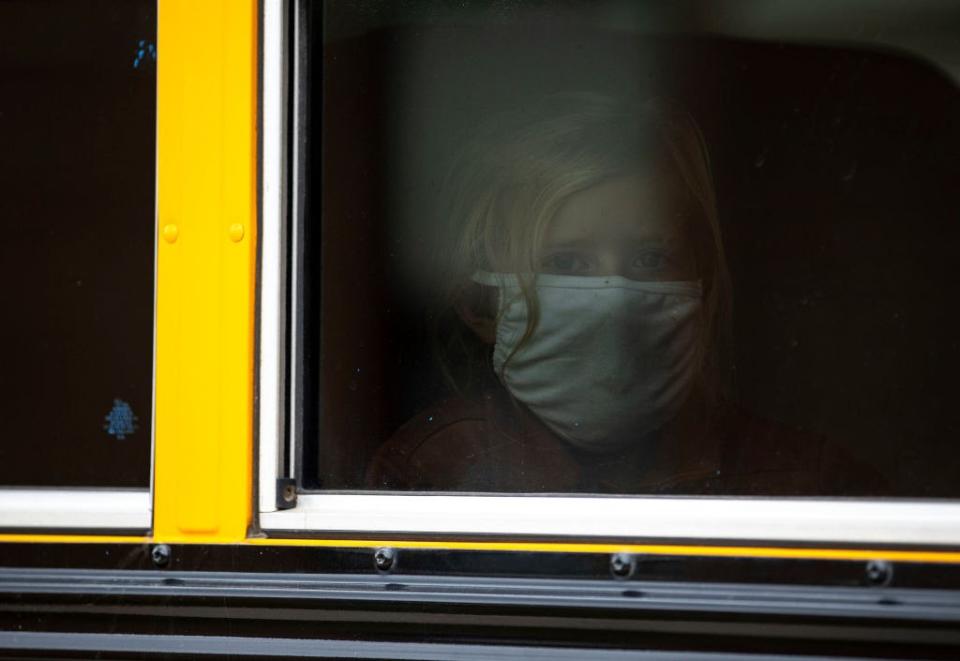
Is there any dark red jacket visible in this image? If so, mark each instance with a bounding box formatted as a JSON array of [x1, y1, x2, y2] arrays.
[[367, 387, 888, 495]]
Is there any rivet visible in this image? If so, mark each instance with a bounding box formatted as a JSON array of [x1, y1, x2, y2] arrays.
[[162, 224, 179, 244], [228, 223, 245, 242]]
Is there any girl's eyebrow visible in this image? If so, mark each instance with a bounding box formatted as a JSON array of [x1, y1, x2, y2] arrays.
[[541, 233, 685, 251], [539, 236, 595, 251], [632, 234, 685, 247], [541, 221, 688, 249]]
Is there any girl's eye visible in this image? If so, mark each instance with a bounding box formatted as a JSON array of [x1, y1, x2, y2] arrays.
[[634, 251, 667, 269], [540, 252, 591, 274]]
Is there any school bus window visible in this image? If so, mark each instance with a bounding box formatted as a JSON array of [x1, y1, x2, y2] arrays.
[[0, 0, 156, 491], [284, 1, 960, 499]]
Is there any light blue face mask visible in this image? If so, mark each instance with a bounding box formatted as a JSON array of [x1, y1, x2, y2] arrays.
[[474, 271, 703, 453]]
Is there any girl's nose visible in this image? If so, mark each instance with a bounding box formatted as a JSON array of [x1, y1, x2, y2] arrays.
[[599, 253, 635, 280]]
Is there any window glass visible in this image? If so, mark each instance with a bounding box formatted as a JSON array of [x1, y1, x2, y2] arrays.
[[301, 0, 960, 496], [0, 0, 156, 487]]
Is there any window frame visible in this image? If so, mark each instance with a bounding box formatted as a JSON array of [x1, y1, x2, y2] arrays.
[[257, 0, 290, 516], [0, 490, 151, 532], [256, 0, 960, 548]]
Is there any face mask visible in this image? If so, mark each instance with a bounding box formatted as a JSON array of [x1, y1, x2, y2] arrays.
[[473, 271, 703, 453]]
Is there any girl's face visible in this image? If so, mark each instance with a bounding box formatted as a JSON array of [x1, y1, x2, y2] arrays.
[[537, 171, 697, 282]]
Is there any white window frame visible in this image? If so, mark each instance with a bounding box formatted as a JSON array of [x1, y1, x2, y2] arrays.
[[256, 0, 960, 547], [0, 490, 151, 532], [257, 0, 290, 515]]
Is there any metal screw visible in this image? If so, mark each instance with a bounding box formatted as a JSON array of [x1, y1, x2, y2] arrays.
[[282, 484, 296, 503], [610, 553, 634, 579], [865, 560, 893, 586], [374, 547, 396, 573], [151, 544, 171, 568]]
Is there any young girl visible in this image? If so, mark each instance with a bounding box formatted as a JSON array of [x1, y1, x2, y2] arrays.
[[367, 93, 881, 495]]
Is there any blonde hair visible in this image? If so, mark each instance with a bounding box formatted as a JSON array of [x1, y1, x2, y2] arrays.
[[435, 93, 732, 400]]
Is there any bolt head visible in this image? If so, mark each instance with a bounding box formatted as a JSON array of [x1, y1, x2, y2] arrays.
[[151, 544, 171, 568], [610, 553, 634, 578], [374, 547, 395, 572], [865, 559, 892, 586]]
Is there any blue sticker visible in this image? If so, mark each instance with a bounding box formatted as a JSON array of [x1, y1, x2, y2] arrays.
[[133, 39, 156, 69], [104, 399, 138, 440]]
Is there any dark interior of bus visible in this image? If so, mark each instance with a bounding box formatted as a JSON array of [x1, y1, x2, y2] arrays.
[[0, 0, 156, 488]]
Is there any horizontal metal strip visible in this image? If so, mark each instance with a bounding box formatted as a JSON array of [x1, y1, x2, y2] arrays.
[[3, 542, 960, 588], [0, 630, 868, 660], [1, 568, 958, 625]]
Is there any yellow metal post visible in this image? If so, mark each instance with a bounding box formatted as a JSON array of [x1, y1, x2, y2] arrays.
[[153, 0, 258, 542]]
